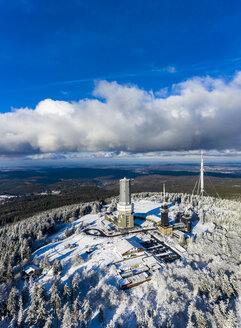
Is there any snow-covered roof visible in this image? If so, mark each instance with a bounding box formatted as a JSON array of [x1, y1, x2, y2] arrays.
[[173, 230, 185, 238], [143, 256, 162, 269], [24, 264, 40, 274], [119, 272, 149, 287], [146, 215, 161, 223], [115, 237, 144, 256]]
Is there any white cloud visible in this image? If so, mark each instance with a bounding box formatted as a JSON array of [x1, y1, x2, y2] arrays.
[[26, 153, 66, 160], [1, 72, 241, 155]]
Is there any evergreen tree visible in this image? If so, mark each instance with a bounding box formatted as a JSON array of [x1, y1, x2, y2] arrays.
[[36, 284, 49, 326], [7, 286, 19, 316], [33, 255, 39, 266], [52, 259, 62, 276], [40, 255, 51, 273], [20, 239, 30, 262], [83, 301, 91, 324], [22, 279, 30, 306], [72, 296, 82, 325], [17, 296, 24, 327], [6, 265, 14, 284], [71, 224, 76, 234], [43, 314, 54, 328], [65, 228, 70, 238], [29, 274, 34, 287], [9, 313, 17, 328], [25, 283, 38, 326], [61, 305, 75, 328], [63, 283, 71, 304], [226, 310, 238, 328], [50, 283, 62, 328], [25, 283, 48, 327], [71, 272, 80, 299], [43, 255, 51, 271]]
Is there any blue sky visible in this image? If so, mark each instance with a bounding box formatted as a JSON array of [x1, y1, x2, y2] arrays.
[[0, 0, 241, 165], [1, 0, 241, 111]]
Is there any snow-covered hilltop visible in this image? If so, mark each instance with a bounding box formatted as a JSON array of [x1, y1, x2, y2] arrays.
[[0, 192, 240, 328]]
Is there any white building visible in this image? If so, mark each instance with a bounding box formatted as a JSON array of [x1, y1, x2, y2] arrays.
[[115, 237, 144, 258]]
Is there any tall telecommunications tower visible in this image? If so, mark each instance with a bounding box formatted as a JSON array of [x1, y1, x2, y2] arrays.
[[200, 151, 204, 197], [191, 151, 205, 198], [117, 177, 134, 228]]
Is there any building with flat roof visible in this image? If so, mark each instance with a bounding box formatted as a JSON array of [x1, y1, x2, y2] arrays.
[[115, 237, 144, 258]]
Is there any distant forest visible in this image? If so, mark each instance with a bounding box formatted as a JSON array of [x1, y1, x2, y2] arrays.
[[0, 166, 240, 226]]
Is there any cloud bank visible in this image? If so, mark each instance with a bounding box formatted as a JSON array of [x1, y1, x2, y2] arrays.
[[1, 73, 241, 155]]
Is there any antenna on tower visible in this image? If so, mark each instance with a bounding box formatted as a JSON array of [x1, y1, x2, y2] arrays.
[[192, 150, 221, 199], [200, 151, 204, 197], [191, 151, 205, 198], [163, 183, 166, 203]]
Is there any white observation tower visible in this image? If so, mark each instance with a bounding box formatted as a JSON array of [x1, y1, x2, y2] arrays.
[[117, 178, 134, 228]]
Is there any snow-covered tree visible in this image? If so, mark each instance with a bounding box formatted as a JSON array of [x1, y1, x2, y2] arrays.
[[43, 314, 54, 328], [65, 227, 71, 238], [7, 286, 19, 316], [50, 283, 62, 327], [25, 283, 48, 327], [52, 259, 62, 276], [63, 283, 71, 304], [61, 305, 75, 328], [83, 300, 91, 324], [72, 296, 82, 325], [22, 280, 29, 306], [71, 254, 83, 267], [40, 255, 51, 272], [9, 313, 17, 328], [17, 296, 24, 327], [71, 272, 80, 299], [36, 284, 49, 326]]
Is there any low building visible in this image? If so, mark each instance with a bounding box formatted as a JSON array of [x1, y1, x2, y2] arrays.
[[118, 272, 151, 289], [146, 215, 161, 225], [115, 238, 144, 258], [23, 265, 41, 278], [173, 230, 186, 239]]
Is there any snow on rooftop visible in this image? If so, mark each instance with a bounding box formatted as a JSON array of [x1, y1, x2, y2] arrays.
[[146, 215, 161, 223], [142, 256, 163, 270], [24, 264, 40, 274], [173, 230, 185, 238], [115, 237, 144, 256]]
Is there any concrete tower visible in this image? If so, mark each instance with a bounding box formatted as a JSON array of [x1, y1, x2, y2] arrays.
[[160, 184, 169, 227], [158, 184, 173, 235], [117, 177, 134, 228]]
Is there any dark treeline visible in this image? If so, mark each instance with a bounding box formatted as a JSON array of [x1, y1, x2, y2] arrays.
[[0, 186, 116, 226]]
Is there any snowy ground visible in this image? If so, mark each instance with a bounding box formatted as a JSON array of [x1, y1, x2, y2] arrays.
[[31, 198, 209, 291], [2, 194, 240, 328]]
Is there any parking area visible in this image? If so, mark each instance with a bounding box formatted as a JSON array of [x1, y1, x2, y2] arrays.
[[140, 235, 181, 263]]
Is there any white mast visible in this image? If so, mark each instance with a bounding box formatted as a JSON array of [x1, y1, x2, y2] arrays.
[[200, 151, 204, 197], [163, 183, 166, 201]]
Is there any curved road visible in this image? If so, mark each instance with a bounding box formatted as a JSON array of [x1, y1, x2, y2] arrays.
[[83, 226, 157, 237]]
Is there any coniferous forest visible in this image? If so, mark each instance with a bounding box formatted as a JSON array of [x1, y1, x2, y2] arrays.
[[0, 193, 240, 327]]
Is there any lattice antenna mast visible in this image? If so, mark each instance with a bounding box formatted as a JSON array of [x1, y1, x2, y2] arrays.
[[163, 183, 166, 201], [200, 151, 204, 197]]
